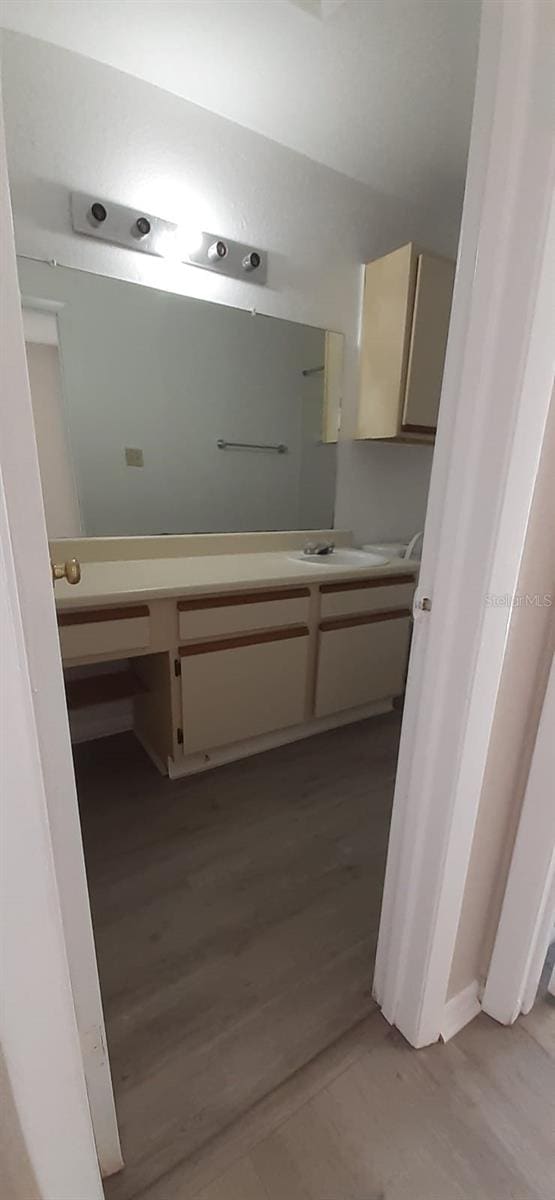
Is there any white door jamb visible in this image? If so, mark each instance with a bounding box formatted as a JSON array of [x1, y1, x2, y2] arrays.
[[374, 0, 555, 1047], [0, 90, 122, 1178], [482, 655, 555, 1024]]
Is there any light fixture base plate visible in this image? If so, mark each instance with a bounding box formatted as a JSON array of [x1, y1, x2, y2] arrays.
[[70, 193, 267, 284]]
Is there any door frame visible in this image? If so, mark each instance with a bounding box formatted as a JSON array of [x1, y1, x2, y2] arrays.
[[374, 0, 555, 1046], [0, 91, 123, 1184], [482, 654, 555, 1024]]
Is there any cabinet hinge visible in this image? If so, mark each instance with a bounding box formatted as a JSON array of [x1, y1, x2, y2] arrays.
[[177, 727, 184, 745], [174, 658, 182, 677]]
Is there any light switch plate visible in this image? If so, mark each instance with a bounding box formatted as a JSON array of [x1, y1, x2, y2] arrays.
[[125, 447, 144, 467]]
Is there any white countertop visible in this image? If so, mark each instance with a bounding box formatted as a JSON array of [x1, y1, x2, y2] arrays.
[[54, 551, 418, 610]]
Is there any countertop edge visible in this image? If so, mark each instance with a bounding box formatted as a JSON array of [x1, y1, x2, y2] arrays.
[[54, 557, 419, 611]]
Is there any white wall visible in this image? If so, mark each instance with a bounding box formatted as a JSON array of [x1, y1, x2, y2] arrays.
[[1, 32, 463, 544]]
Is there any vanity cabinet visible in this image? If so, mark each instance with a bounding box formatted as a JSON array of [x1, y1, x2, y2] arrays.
[[357, 242, 455, 443], [56, 562, 416, 778], [179, 627, 309, 754], [315, 610, 411, 718]]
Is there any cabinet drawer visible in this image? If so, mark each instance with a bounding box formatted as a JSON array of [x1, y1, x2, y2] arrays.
[[320, 574, 414, 620], [180, 626, 309, 754], [58, 605, 150, 661], [178, 587, 310, 641], [315, 611, 411, 718]]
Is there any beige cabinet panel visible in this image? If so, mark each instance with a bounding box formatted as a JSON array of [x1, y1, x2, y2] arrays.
[[180, 629, 309, 754], [315, 614, 411, 718], [357, 243, 417, 440], [320, 577, 415, 620], [357, 242, 454, 442], [58, 607, 150, 661], [178, 589, 310, 641], [321, 331, 344, 444], [402, 252, 455, 432]]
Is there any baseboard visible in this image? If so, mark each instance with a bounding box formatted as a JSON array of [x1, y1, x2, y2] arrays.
[[69, 700, 133, 744], [548, 964, 555, 998], [440, 981, 482, 1043], [168, 699, 393, 779], [71, 696, 395, 775]]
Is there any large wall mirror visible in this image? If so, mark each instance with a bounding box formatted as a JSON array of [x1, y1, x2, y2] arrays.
[[19, 258, 342, 539]]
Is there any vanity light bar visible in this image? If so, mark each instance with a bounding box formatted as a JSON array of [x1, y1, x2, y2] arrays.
[[70, 193, 267, 284]]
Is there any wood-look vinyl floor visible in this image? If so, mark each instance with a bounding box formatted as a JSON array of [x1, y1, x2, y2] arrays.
[[76, 713, 401, 1200], [191, 1001, 555, 1200]]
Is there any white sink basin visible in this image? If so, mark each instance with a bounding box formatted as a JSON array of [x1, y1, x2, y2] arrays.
[[289, 548, 390, 569]]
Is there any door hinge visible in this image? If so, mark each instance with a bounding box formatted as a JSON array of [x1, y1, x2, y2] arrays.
[[174, 658, 182, 677], [177, 727, 184, 745]]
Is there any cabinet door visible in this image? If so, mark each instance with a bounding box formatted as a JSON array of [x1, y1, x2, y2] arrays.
[[180, 627, 309, 754], [357, 243, 417, 440], [402, 252, 455, 433], [315, 613, 411, 718]]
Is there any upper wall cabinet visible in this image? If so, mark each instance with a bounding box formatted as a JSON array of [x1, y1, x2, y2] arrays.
[[357, 242, 455, 443]]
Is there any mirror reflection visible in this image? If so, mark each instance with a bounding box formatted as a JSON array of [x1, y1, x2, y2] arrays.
[[19, 258, 341, 538]]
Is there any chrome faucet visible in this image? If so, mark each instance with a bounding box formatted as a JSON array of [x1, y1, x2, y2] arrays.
[[303, 539, 335, 556]]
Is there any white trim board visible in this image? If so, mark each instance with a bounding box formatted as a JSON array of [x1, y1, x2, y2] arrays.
[[548, 966, 555, 1000], [440, 981, 482, 1044], [0, 94, 122, 1182], [483, 655, 555, 1025], [69, 700, 134, 745], [0, 97, 106, 1198], [374, 0, 555, 1047]]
